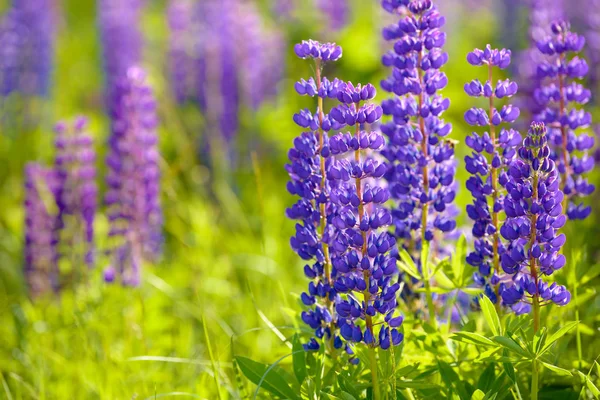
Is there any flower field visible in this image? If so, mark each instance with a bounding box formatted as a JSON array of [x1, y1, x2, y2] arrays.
[[1, 0, 600, 399]]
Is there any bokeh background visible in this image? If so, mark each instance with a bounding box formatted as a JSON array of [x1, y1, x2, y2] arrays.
[[0, 0, 599, 398]]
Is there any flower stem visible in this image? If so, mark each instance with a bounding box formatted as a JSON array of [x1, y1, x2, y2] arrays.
[[531, 359, 539, 400], [487, 64, 501, 312], [424, 278, 436, 326]]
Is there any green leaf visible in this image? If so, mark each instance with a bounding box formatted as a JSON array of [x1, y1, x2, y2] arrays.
[[541, 321, 578, 355], [421, 241, 431, 280], [503, 362, 516, 384], [471, 389, 485, 400], [580, 263, 600, 285], [452, 235, 467, 284], [235, 356, 301, 400], [291, 335, 307, 385], [576, 371, 600, 398], [540, 361, 572, 377], [477, 364, 495, 392], [492, 336, 530, 359], [437, 361, 470, 399], [533, 327, 547, 355], [398, 248, 421, 280], [452, 331, 496, 347], [480, 296, 502, 336]]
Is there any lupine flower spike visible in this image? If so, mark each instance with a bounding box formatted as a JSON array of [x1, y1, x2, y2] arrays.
[[499, 122, 569, 321], [328, 82, 404, 364], [24, 163, 61, 296], [534, 20, 595, 220], [380, 0, 456, 324], [464, 45, 521, 305], [105, 67, 162, 286], [287, 40, 344, 354], [54, 117, 97, 278]]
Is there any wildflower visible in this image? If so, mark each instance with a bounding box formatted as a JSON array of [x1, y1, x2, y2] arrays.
[[533, 20, 595, 220], [328, 82, 403, 351], [286, 40, 343, 352], [315, 0, 349, 32], [499, 122, 569, 320], [464, 45, 522, 303], [24, 163, 61, 296], [105, 67, 162, 286], [54, 117, 97, 269], [380, 0, 456, 252]]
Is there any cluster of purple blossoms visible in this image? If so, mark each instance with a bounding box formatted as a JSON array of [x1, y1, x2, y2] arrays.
[[315, 0, 349, 32], [533, 20, 595, 220], [328, 83, 403, 351], [380, 0, 456, 252], [105, 67, 162, 286], [0, 0, 55, 97], [54, 117, 97, 269], [24, 164, 61, 296], [287, 40, 343, 353], [463, 45, 522, 304], [498, 122, 570, 315], [167, 0, 197, 104], [98, 0, 143, 101]]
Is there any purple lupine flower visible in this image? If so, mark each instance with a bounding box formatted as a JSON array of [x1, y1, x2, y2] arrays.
[[287, 40, 347, 354], [54, 117, 97, 268], [0, 0, 55, 97], [167, 0, 197, 103], [499, 122, 569, 317], [315, 0, 349, 32], [24, 163, 61, 296], [380, 0, 456, 251], [533, 20, 595, 220], [328, 82, 403, 351], [98, 0, 143, 101], [105, 67, 162, 286], [582, 0, 600, 92], [464, 45, 522, 304]]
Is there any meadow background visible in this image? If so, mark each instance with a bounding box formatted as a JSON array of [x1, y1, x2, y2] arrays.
[[0, 0, 600, 399]]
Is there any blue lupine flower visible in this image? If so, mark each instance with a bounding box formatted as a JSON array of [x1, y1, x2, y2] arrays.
[[104, 67, 162, 286], [499, 122, 570, 313], [328, 82, 404, 351], [24, 163, 61, 296], [380, 0, 456, 251], [54, 117, 97, 268], [315, 0, 349, 32], [464, 45, 522, 303], [286, 40, 345, 353], [533, 20, 595, 220]]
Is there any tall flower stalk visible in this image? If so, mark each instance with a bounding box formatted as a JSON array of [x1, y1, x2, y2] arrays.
[[54, 117, 97, 285], [287, 40, 343, 354], [380, 0, 456, 325], [464, 45, 521, 307], [329, 83, 402, 399], [534, 20, 595, 220], [105, 67, 162, 286]]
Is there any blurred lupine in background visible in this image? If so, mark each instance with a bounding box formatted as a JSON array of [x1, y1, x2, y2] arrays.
[[534, 20, 595, 220], [315, 0, 349, 32], [104, 67, 162, 286], [23, 163, 61, 296], [54, 116, 97, 284], [463, 45, 521, 306], [98, 0, 143, 101], [499, 122, 570, 318]]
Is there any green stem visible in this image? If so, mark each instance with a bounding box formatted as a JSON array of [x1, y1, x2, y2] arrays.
[[532, 295, 540, 334], [574, 284, 583, 369], [424, 278, 436, 327], [369, 347, 381, 400], [531, 360, 539, 400]]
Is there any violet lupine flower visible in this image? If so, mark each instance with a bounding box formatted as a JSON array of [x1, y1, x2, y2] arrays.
[[24, 163, 60, 296], [328, 83, 404, 351], [498, 122, 570, 314], [98, 0, 143, 101], [534, 20, 595, 220], [0, 0, 55, 97], [287, 40, 346, 353], [167, 0, 197, 104], [54, 117, 97, 268], [464, 45, 522, 303], [380, 0, 456, 252], [105, 67, 162, 286], [315, 0, 349, 32]]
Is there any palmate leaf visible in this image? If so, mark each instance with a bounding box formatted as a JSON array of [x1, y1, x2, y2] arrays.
[[540, 321, 578, 355], [540, 361, 572, 376], [437, 360, 470, 400], [492, 336, 530, 359], [235, 356, 302, 400], [576, 370, 600, 398], [398, 248, 422, 280], [452, 331, 496, 347]]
